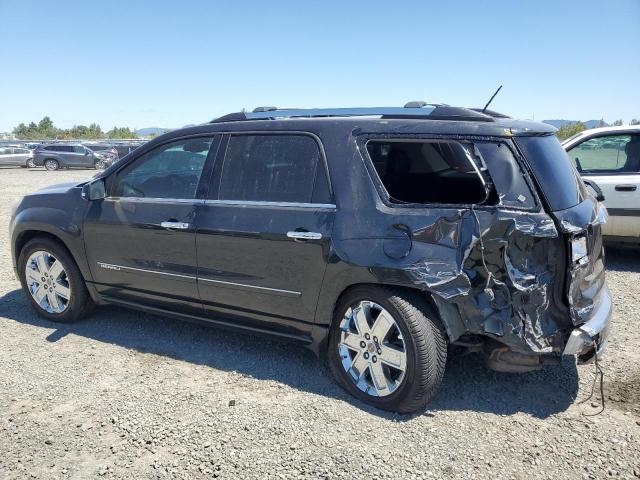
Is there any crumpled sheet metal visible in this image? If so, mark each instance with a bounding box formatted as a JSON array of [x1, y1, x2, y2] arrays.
[[567, 223, 607, 325], [405, 208, 567, 353], [555, 197, 608, 233], [552, 198, 608, 325]]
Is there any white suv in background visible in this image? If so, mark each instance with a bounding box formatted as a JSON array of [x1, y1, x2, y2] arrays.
[[563, 125, 640, 244]]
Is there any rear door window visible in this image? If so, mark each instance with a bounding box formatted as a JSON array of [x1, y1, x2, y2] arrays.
[[218, 134, 327, 203]]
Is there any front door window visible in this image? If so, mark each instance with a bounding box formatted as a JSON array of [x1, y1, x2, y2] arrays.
[[112, 137, 214, 199], [568, 135, 640, 174]]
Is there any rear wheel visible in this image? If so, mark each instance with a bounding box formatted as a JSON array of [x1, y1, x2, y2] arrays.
[[44, 159, 59, 171], [328, 286, 447, 413], [18, 237, 94, 322]]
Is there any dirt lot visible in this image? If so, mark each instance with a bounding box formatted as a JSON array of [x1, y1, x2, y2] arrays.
[[1, 167, 639, 479]]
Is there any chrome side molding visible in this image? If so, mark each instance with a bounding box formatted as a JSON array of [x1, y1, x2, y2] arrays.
[[96, 262, 301, 296]]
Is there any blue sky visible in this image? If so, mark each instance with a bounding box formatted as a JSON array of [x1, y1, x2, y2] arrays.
[[0, 0, 638, 132]]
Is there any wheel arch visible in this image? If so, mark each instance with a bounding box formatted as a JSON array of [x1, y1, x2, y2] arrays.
[[312, 279, 463, 356], [13, 226, 92, 283]]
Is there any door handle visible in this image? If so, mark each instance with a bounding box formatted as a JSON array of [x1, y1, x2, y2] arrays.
[[160, 221, 190, 230], [287, 231, 322, 241], [615, 184, 637, 192]]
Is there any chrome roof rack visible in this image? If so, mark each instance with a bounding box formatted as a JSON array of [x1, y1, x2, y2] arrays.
[[211, 103, 497, 123]]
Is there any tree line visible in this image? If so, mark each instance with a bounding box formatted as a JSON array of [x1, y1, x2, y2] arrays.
[[556, 118, 640, 141], [13, 117, 138, 140]]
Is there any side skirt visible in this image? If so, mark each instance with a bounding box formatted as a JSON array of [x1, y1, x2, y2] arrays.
[[99, 294, 316, 348]]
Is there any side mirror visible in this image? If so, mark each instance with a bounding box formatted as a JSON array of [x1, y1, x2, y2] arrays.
[[85, 149, 91, 155], [82, 178, 106, 201]]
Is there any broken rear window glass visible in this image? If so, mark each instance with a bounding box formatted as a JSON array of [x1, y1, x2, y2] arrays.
[[366, 140, 488, 204], [474, 142, 536, 209]]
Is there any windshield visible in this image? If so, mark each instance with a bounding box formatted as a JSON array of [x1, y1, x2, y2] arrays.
[[516, 135, 587, 211]]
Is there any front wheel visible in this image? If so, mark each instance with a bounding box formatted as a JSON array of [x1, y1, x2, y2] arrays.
[[26, 158, 36, 168], [18, 237, 94, 322], [44, 159, 59, 171], [328, 286, 447, 413]]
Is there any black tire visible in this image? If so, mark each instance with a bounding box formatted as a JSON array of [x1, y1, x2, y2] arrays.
[[328, 286, 447, 413], [26, 158, 36, 168], [18, 237, 94, 323], [44, 159, 59, 171]]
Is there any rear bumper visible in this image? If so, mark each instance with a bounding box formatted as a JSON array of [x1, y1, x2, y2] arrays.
[[562, 284, 612, 363]]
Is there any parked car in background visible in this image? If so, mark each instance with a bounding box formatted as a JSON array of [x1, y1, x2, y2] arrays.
[[562, 125, 640, 244], [112, 142, 145, 158], [0, 146, 35, 167], [83, 144, 119, 169], [84, 144, 118, 157], [10, 103, 611, 412], [33, 144, 107, 170]]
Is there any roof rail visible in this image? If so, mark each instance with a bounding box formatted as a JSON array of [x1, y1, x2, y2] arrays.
[[210, 105, 496, 123], [404, 101, 427, 108], [469, 108, 511, 119]]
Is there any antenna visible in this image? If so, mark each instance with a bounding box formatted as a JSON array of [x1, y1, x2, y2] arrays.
[[482, 85, 503, 113]]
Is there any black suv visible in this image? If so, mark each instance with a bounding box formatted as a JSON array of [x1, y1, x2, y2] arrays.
[[10, 104, 612, 412]]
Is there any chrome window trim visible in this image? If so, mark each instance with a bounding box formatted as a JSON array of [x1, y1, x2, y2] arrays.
[[96, 262, 302, 296], [105, 197, 204, 205], [204, 199, 335, 209]]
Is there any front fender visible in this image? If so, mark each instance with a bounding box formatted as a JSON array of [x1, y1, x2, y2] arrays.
[[11, 202, 92, 282]]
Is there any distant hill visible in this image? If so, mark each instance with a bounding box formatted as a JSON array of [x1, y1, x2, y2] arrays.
[[135, 127, 169, 137], [543, 119, 608, 129]]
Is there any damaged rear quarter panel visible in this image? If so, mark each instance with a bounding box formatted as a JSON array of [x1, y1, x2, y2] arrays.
[[318, 130, 573, 355]]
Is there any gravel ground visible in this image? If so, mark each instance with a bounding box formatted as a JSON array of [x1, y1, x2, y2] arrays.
[[1, 166, 639, 480]]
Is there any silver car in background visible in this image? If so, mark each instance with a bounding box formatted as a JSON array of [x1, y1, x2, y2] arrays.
[[0, 146, 35, 168]]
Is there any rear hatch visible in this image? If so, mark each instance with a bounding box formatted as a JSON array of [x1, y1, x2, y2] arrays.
[[515, 135, 608, 327]]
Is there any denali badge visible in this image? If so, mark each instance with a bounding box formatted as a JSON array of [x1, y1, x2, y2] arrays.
[[98, 262, 121, 271]]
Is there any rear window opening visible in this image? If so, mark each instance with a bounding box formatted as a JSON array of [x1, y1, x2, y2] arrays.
[[366, 140, 490, 205]]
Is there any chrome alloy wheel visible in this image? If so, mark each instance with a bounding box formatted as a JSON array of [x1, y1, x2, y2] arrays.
[[338, 301, 407, 397], [25, 250, 71, 314]]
